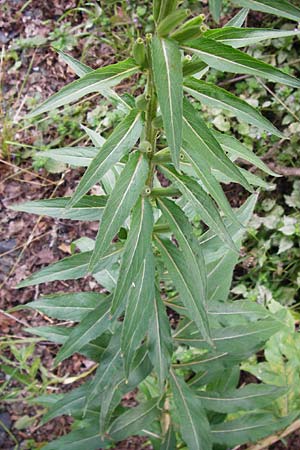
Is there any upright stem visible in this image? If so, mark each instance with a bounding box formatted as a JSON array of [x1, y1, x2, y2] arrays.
[[145, 38, 158, 188]]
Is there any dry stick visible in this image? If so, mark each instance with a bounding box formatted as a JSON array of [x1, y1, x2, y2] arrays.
[[0, 171, 68, 291], [0, 231, 52, 259], [0, 309, 29, 327], [0, 158, 58, 185], [245, 418, 300, 450], [256, 77, 300, 123]]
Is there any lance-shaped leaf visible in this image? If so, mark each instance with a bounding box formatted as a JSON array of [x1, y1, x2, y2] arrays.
[[25, 326, 109, 362], [89, 152, 149, 270], [99, 344, 152, 434], [183, 38, 300, 89], [81, 124, 105, 147], [57, 50, 130, 110], [161, 426, 176, 450], [26, 292, 106, 322], [37, 147, 98, 167], [57, 49, 92, 75], [10, 195, 107, 221], [41, 382, 96, 423], [174, 318, 284, 355], [182, 99, 250, 190], [211, 412, 297, 447], [181, 150, 243, 225], [111, 196, 154, 315], [121, 251, 155, 376], [152, 36, 183, 169], [17, 252, 90, 288], [195, 384, 287, 413], [209, 0, 223, 21], [17, 246, 121, 288], [183, 57, 208, 78], [205, 27, 300, 49], [154, 235, 211, 343], [86, 329, 123, 411], [148, 289, 173, 389], [213, 131, 279, 176], [157, 197, 207, 300], [225, 8, 249, 27], [233, 0, 300, 22], [44, 421, 108, 450], [28, 58, 138, 117], [184, 78, 284, 138], [161, 165, 236, 250], [68, 109, 142, 207], [108, 398, 160, 442], [170, 370, 212, 450], [54, 298, 111, 365]]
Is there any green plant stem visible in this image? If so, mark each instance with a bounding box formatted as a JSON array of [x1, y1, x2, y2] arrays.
[[151, 187, 181, 197], [144, 42, 158, 188]]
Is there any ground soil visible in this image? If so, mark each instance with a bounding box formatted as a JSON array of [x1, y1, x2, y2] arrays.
[[1, 1, 300, 449]]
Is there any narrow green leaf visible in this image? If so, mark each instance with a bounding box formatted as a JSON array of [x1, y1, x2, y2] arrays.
[[17, 246, 121, 288], [154, 235, 211, 343], [174, 319, 284, 354], [108, 398, 160, 442], [43, 422, 106, 450], [152, 36, 183, 168], [170, 370, 212, 450], [157, 197, 207, 300], [148, 289, 173, 389], [55, 298, 111, 365], [69, 109, 142, 207], [37, 147, 98, 167], [213, 131, 279, 176], [225, 8, 249, 27], [181, 150, 243, 225], [183, 56, 208, 78], [233, 0, 300, 22], [205, 27, 300, 48], [57, 49, 92, 76], [89, 152, 149, 269], [161, 165, 236, 250], [17, 252, 91, 288], [111, 196, 154, 315], [42, 382, 96, 423], [184, 78, 285, 138], [26, 292, 106, 322], [182, 99, 251, 191], [81, 124, 105, 147], [183, 38, 300, 88], [99, 344, 152, 434], [209, 0, 223, 21], [25, 326, 109, 361], [57, 51, 131, 110], [10, 195, 107, 221], [121, 251, 155, 376], [196, 384, 287, 413], [212, 413, 297, 447], [161, 426, 176, 450], [28, 58, 138, 117], [87, 329, 123, 407]]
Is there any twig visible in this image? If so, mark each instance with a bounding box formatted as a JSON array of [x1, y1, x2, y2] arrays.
[[246, 418, 300, 450], [256, 77, 300, 123], [268, 163, 300, 177], [0, 309, 29, 327], [0, 230, 52, 258], [0, 158, 58, 185]]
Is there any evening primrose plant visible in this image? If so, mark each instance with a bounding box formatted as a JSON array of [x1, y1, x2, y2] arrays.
[[12, 0, 300, 448]]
